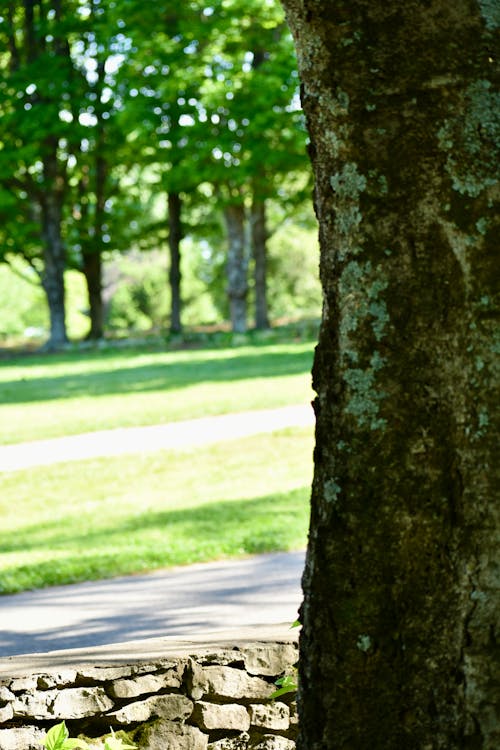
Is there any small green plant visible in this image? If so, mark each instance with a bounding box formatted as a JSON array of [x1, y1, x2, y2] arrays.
[[271, 673, 298, 699], [270, 619, 300, 699], [42, 722, 136, 750]]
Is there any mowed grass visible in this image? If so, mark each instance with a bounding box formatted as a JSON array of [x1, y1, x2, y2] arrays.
[[0, 341, 314, 445], [0, 428, 313, 594]]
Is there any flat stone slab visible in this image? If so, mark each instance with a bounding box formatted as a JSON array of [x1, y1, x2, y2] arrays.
[[0, 625, 299, 678]]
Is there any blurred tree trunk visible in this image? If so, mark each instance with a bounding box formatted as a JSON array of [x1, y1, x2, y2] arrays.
[[251, 195, 270, 330], [282, 1, 500, 748], [40, 146, 68, 350], [168, 191, 183, 335], [224, 201, 248, 333], [82, 249, 104, 340], [82, 58, 107, 341]]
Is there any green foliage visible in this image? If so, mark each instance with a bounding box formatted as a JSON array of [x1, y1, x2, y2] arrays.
[[42, 722, 136, 750], [43, 722, 89, 750], [271, 673, 298, 699], [0, 0, 314, 342], [266, 223, 321, 321], [0, 263, 47, 339], [0, 265, 90, 342]]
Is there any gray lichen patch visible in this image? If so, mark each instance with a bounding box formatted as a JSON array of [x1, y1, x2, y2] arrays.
[[437, 79, 500, 198], [339, 261, 390, 351], [337, 259, 390, 431], [324, 479, 342, 506], [343, 363, 388, 432], [478, 0, 500, 29]]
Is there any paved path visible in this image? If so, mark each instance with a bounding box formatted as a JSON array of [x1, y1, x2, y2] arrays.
[[0, 406, 311, 656], [0, 404, 314, 472], [0, 551, 305, 658]]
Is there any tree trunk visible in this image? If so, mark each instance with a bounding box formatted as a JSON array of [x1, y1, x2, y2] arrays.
[[40, 157, 67, 350], [82, 249, 104, 340], [83, 59, 106, 342], [168, 191, 183, 334], [251, 196, 270, 330], [282, 1, 499, 748], [224, 202, 248, 334]]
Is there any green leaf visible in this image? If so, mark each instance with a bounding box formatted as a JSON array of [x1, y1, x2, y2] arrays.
[[270, 673, 297, 699], [63, 740, 90, 749], [42, 722, 90, 750], [43, 722, 69, 750]]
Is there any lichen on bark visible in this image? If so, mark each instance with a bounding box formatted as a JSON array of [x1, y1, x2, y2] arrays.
[[282, 0, 500, 748]]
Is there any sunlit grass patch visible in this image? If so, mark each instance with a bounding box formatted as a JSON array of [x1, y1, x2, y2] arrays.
[[0, 342, 314, 444], [0, 428, 313, 593]]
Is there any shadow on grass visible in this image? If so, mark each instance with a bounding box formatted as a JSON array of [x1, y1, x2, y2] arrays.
[[0, 487, 310, 594], [0, 348, 313, 406]]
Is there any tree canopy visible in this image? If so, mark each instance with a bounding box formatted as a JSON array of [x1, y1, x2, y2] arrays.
[[0, 0, 313, 347]]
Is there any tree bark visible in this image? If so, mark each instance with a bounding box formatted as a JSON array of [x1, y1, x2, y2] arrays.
[[224, 202, 248, 333], [251, 196, 270, 330], [82, 249, 104, 340], [40, 151, 68, 350], [82, 56, 106, 341], [168, 191, 183, 334], [281, 1, 499, 748]]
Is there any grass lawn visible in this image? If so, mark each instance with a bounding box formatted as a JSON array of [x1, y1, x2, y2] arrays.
[[0, 427, 313, 594], [0, 340, 314, 445]]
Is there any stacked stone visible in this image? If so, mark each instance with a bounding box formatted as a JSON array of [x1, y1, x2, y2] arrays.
[[0, 640, 298, 750]]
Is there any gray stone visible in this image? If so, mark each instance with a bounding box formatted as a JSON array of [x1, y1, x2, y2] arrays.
[[13, 689, 58, 719], [110, 694, 193, 724], [0, 726, 45, 750], [77, 666, 137, 681], [192, 702, 250, 732], [76, 661, 172, 682], [52, 687, 114, 719], [252, 736, 295, 750], [9, 676, 37, 692], [110, 667, 182, 698], [249, 703, 289, 730], [198, 649, 245, 667], [0, 687, 14, 704], [243, 645, 298, 677], [191, 665, 273, 701], [136, 719, 208, 750], [207, 732, 250, 750], [110, 674, 168, 699], [37, 671, 78, 689], [0, 703, 14, 723]]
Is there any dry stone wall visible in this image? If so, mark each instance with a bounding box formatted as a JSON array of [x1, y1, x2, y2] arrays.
[[0, 630, 298, 750]]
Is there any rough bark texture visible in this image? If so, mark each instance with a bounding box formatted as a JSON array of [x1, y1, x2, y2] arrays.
[[251, 197, 270, 330], [224, 202, 248, 334], [168, 191, 183, 334], [281, 1, 499, 748]]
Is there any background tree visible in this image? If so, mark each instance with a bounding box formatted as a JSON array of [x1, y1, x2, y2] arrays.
[[281, 0, 499, 748], [199, 0, 307, 332], [0, 0, 81, 348], [68, 0, 129, 340], [114, 0, 211, 335]]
